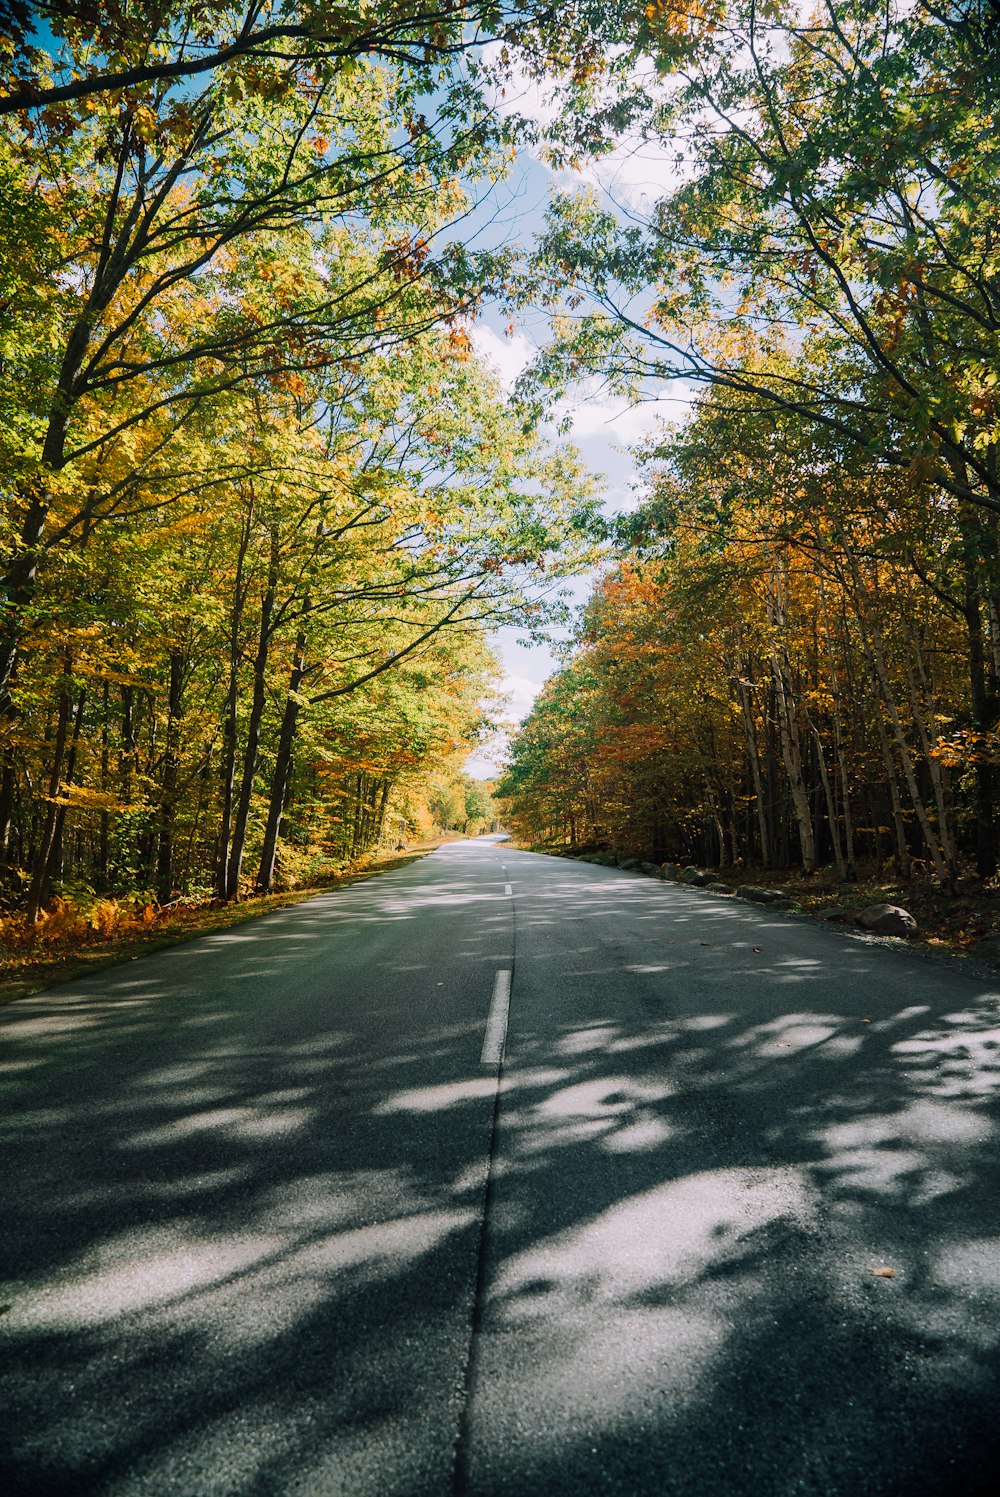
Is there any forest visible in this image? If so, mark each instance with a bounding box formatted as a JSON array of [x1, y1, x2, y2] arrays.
[[498, 0, 1000, 910], [0, 0, 605, 964], [2, 1, 999, 974]]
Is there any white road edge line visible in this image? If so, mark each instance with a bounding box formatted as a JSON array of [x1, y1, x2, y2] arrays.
[[481, 969, 512, 1067]]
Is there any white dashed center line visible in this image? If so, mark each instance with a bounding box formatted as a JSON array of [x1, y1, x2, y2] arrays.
[[481, 970, 512, 1067]]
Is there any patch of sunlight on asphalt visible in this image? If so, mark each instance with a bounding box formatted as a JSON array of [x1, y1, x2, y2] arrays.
[[292, 1210, 476, 1277], [147, 1086, 238, 1107], [933, 1237, 1000, 1295], [259, 1169, 426, 1230], [811, 1099, 993, 1201], [536, 1076, 673, 1119], [736, 1012, 847, 1058], [555, 1025, 621, 1055], [869, 1003, 932, 1031], [491, 1167, 817, 1317], [891, 1020, 1000, 1098], [141, 1061, 215, 1084], [230, 1108, 315, 1140], [515, 1117, 619, 1152], [8, 1204, 477, 1341], [189, 1209, 479, 1351], [756, 1024, 839, 1055], [375, 1077, 498, 1112], [601, 1116, 675, 1152], [821, 1099, 990, 1149], [8, 1229, 284, 1329], [607, 1030, 677, 1054], [821, 1035, 866, 1058], [482, 1306, 726, 1442], [3, 1014, 99, 1038], [125, 1106, 261, 1146], [7, 1107, 77, 1131], [818, 1146, 931, 1195]]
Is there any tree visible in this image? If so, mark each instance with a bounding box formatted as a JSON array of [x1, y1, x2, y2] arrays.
[[526, 2, 1000, 516], [0, 3, 621, 116]]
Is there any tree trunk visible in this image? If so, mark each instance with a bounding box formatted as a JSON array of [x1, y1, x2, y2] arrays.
[[905, 625, 958, 889], [770, 644, 816, 873], [216, 500, 254, 898], [256, 632, 307, 894], [805, 708, 845, 879], [225, 529, 278, 899], [155, 651, 186, 903], [26, 662, 76, 921], [734, 665, 770, 866], [964, 573, 996, 877]]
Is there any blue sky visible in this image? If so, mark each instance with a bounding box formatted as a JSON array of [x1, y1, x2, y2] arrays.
[[460, 67, 692, 777]]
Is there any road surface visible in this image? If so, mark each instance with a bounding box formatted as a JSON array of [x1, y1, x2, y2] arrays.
[[2, 838, 1000, 1495]]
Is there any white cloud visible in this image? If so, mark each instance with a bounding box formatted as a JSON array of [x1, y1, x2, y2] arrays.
[[485, 48, 692, 214], [472, 324, 535, 395], [553, 134, 692, 216], [465, 671, 545, 779], [499, 671, 544, 721], [481, 42, 563, 132], [563, 391, 678, 446]]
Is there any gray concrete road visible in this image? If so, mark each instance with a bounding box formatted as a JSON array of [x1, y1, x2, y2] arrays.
[[2, 839, 1000, 1495]]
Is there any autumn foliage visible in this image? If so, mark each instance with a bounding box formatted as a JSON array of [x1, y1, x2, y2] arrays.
[[0, 3, 600, 941]]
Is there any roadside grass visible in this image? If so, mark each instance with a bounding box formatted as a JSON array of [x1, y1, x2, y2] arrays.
[[0, 842, 444, 1007], [703, 866, 999, 959]]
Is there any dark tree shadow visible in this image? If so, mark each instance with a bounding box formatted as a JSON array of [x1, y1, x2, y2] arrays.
[[2, 846, 999, 1495]]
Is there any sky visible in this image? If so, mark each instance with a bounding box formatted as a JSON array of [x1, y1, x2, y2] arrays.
[[460, 65, 692, 779]]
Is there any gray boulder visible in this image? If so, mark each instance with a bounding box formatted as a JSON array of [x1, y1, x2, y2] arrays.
[[706, 881, 731, 894], [858, 903, 919, 937], [973, 932, 1000, 966], [619, 857, 640, 871], [659, 863, 678, 880], [680, 867, 716, 887], [736, 885, 782, 905], [640, 861, 660, 875]]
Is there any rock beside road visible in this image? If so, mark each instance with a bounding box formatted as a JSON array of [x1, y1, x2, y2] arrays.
[[736, 885, 783, 905], [858, 903, 919, 937], [972, 931, 1000, 966], [680, 867, 717, 887]]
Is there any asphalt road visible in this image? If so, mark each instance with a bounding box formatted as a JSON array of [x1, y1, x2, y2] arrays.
[[3, 838, 1000, 1496]]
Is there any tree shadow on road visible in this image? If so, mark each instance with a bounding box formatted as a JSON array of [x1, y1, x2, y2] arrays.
[[2, 858, 1000, 1495]]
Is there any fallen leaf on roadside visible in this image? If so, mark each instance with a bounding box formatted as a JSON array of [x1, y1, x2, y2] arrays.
[[699, 941, 710, 947], [868, 1266, 895, 1278], [752, 946, 762, 953], [861, 1018, 871, 1023]]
